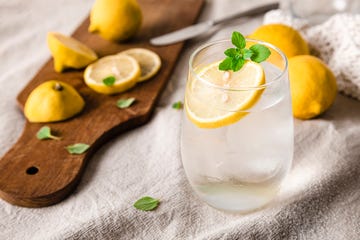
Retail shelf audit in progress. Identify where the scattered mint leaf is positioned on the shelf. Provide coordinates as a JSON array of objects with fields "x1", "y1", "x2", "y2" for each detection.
[
  {"x1": 134, "y1": 196, "x2": 160, "y2": 211},
  {"x1": 66, "y1": 143, "x2": 90, "y2": 154},
  {"x1": 103, "y1": 76, "x2": 116, "y2": 86},
  {"x1": 36, "y1": 126, "x2": 61, "y2": 140},
  {"x1": 219, "y1": 57, "x2": 233, "y2": 71},
  {"x1": 117, "y1": 97, "x2": 136, "y2": 109},
  {"x1": 218, "y1": 31, "x2": 271, "y2": 72},
  {"x1": 172, "y1": 101, "x2": 183, "y2": 110},
  {"x1": 231, "y1": 31, "x2": 246, "y2": 49},
  {"x1": 250, "y1": 44, "x2": 271, "y2": 63}
]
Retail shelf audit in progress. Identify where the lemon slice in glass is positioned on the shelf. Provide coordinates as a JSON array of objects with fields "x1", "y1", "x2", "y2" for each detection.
[
  {"x1": 185, "y1": 61, "x2": 265, "y2": 128},
  {"x1": 47, "y1": 32, "x2": 98, "y2": 72},
  {"x1": 84, "y1": 55, "x2": 140, "y2": 95},
  {"x1": 120, "y1": 48, "x2": 161, "y2": 82}
]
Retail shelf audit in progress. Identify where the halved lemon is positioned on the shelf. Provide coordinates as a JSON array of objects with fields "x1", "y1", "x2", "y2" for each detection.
[
  {"x1": 120, "y1": 48, "x2": 161, "y2": 82},
  {"x1": 24, "y1": 80, "x2": 85, "y2": 123},
  {"x1": 84, "y1": 55, "x2": 140, "y2": 95},
  {"x1": 185, "y1": 61, "x2": 265, "y2": 128},
  {"x1": 47, "y1": 32, "x2": 98, "y2": 72}
]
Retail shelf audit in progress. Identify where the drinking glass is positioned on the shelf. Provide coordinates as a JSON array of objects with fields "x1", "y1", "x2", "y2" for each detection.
[
  {"x1": 282, "y1": 0, "x2": 360, "y2": 24},
  {"x1": 181, "y1": 39, "x2": 293, "y2": 213}
]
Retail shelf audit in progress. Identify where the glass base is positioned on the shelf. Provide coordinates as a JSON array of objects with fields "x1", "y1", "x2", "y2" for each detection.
[{"x1": 193, "y1": 182, "x2": 280, "y2": 213}]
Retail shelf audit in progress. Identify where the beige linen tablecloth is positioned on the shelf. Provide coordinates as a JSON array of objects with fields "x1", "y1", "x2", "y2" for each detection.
[{"x1": 1, "y1": 0, "x2": 360, "y2": 239}]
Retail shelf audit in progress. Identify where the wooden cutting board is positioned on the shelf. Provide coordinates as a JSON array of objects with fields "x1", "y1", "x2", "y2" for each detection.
[{"x1": 0, "y1": 0, "x2": 204, "y2": 207}]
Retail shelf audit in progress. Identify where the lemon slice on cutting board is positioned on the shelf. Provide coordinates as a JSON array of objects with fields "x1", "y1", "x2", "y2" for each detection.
[
  {"x1": 120, "y1": 48, "x2": 161, "y2": 82},
  {"x1": 47, "y1": 32, "x2": 98, "y2": 72},
  {"x1": 185, "y1": 61, "x2": 265, "y2": 128},
  {"x1": 84, "y1": 55, "x2": 141, "y2": 95}
]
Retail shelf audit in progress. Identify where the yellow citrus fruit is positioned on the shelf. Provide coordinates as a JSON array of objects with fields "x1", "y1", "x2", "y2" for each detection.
[
  {"x1": 248, "y1": 24, "x2": 309, "y2": 58},
  {"x1": 47, "y1": 32, "x2": 98, "y2": 72},
  {"x1": 24, "y1": 80, "x2": 85, "y2": 123},
  {"x1": 185, "y1": 61, "x2": 265, "y2": 128},
  {"x1": 289, "y1": 55, "x2": 337, "y2": 119},
  {"x1": 84, "y1": 55, "x2": 140, "y2": 95},
  {"x1": 120, "y1": 48, "x2": 161, "y2": 82},
  {"x1": 89, "y1": 0, "x2": 142, "y2": 42}
]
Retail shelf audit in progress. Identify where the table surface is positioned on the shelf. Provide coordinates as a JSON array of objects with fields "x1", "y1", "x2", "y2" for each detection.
[{"x1": 1, "y1": 0, "x2": 360, "y2": 239}]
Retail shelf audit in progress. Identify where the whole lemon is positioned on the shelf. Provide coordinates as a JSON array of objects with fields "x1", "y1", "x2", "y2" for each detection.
[
  {"x1": 89, "y1": 0, "x2": 142, "y2": 42},
  {"x1": 248, "y1": 24, "x2": 309, "y2": 58},
  {"x1": 24, "y1": 81, "x2": 85, "y2": 123},
  {"x1": 288, "y1": 55, "x2": 337, "y2": 119}
]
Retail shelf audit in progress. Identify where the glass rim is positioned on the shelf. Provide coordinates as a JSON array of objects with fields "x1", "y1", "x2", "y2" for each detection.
[{"x1": 188, "y1": 38, "x2": 288, "y2": 91}]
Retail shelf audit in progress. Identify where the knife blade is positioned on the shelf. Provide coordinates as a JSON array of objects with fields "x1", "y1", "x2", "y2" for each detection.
[{"x1": 150, "y1": 2, "x2": 279, "y2": 46}]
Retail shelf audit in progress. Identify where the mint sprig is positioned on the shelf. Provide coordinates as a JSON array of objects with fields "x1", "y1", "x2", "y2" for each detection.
[{"x1": 219, "y1": 31, "x2": 271, "y2": 72}]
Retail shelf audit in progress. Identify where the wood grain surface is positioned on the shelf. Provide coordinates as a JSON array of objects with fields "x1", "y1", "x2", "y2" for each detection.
[{"x1": 0, "y1": 0, "x2": 204, "y2": 207}]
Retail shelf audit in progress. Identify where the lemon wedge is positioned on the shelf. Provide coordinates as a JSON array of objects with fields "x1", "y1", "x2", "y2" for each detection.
[
  {"x1": 120, "y1": 48, "x2": 161, "y2": 82},
  {"x1": 84, "y1": 55, "x2": 140, "y2": 95},
  {"x1": 185, "y1": 61, "x2": 265, "y2": 128},
  {"x1": 47, "y1": 32, "x2": 98, "y2": 72}
]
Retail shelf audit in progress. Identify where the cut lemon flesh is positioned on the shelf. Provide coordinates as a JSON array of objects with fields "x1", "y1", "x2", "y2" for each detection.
[
  {"x1": 120, "y1": 48, "x2": 161, "y2": 82},
  {"x1": 185, "y1": 61, "x2": 265, "y2": 128},
  {"x1": 47, "y1": 32, "x2": 98, "y2": 72},
  {"x1": 84, "y1": 55, "x2": 140, "y2": 95}
]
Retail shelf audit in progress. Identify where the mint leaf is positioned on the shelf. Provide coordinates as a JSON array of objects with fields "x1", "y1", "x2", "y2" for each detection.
[
  {"x1": 117, "y1": 97, "x2": 136, "y2": 109},
  {"x1": 36, "y1": 126, "x2": 61, "y2": 140},
  {"x1": 103, "y1": 76, "x2": 116, "y2": 86},
  {"x1": 250, "y1": 44, "x2": 271, "y2": 63},
  {"x1": 172, "y1": 101, "x2": 183, "y2": 109},
  {"x1": 66, "y1": 143, "x2": 90, "y2": 154},
  {"x1": 242, "y1": 49, "x2": 253, "y2": 59},
  {"x1": 219, "y1": 57, "x2": 233, "y2": 71},
  {"x1": 232, "y1": 57, "x2": 245, "y2": 72},
  {"x1": 134, "y1": 196, "x2": 159, "y2": 211},
  {"x1": 224, "y1": 48, "x2": 238, "y2": 58},
  {"x1": 231, "y1": 31, "x2": 246, "y2": 49}
]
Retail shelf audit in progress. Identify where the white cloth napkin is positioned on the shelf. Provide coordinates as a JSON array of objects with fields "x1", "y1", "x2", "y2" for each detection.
[{"x1": 264, "y1": 10, "x2": 360, "y2": 100}]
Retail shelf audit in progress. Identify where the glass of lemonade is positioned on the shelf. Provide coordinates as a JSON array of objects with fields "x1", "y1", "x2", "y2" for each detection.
[{"x1": 181, "y1": 38, "x2": 293, "y2": 213}]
